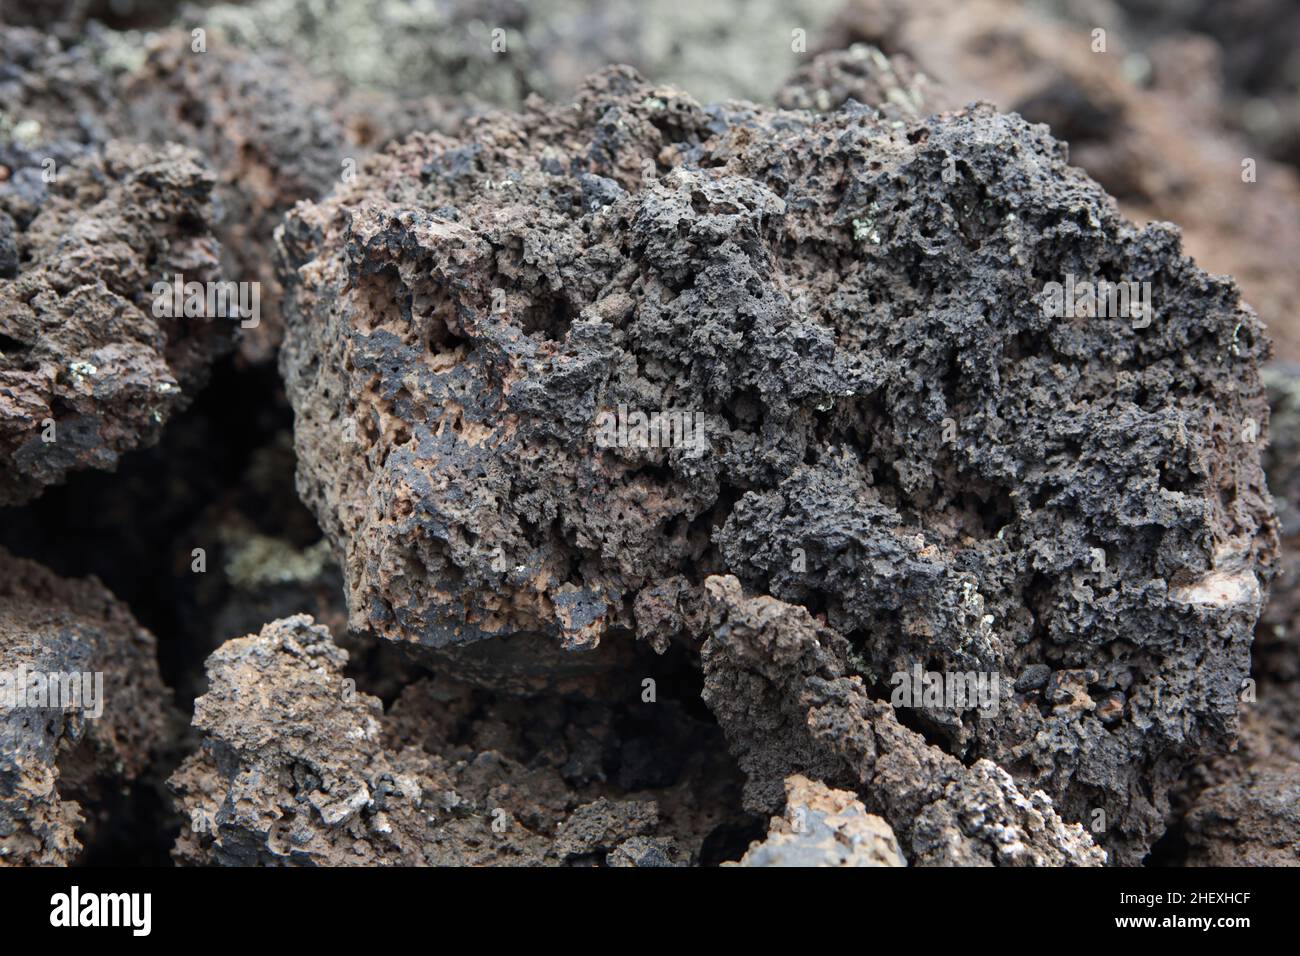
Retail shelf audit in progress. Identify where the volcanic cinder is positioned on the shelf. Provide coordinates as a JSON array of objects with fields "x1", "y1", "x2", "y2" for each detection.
[{"x1": 277, "y1": 65, "x2": 1275, "y2": 864}]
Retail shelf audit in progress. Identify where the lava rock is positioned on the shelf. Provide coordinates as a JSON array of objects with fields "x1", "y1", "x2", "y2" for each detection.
[
  {"x1": 775, "y1": 43, "x2": 937, "y2": 118},
  {"x1": 278, "y1": 66, "x2": 1271, "y2": 865},
  {"x1": 702, "y1": 575, "x2": 1106, "y2": 866},
  {"x1": 1, "y1": 26, "x2": 232, "y2": 503},
  {"x1": 0, "y1": 547, "x2": 176, "y2": 866},
  {"x1": 1180, "y1": 683, "x2": 1300, "y2": 866},
  {"x1": 823, "y1": 0, "x2": 1300, "y2": 362},
  {"x1": 171, "y1": 614, "x2": 745, "y2": 865},
  {"x1": 119, "y1": 28, "x2": 466, "y2": 363},
  {"x1": 0, "y1": 141, "x2": 229, "y2": 504},
  {"x1": 734, "y1": 774, "x2": 906, "y2": 867}
]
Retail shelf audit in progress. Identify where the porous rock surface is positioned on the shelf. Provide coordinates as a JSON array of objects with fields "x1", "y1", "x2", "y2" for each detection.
[
  {"x1": 0, "y1": 26, "x2": 231, "y2": 503},
  {"x1": 0, "y1": 546, "x2": 175, "y2": 866},
  {"x1": 1169, "y1": 366, "x2": 1300, "y2": 866},
  {"x1": 120, "y1": 28, "x2": 467, "y2": 362},
  {"x1": 1255, "y1": 366, "x2": 1300, "y2": 687},
  {"x1": 775, "y1": 43, "x2": 937, "y2": 119},
  {"x1": 733, "y1": 773, "x2": 905, "y2": 866},
  {"x1": 704, "y1": 575, "x2": 1104, "y2": 865},
  {"x1": 823, "y1": 0, "x2": 1300, "y2": 362},
  {"x1": 172, "y1": 614, "x2": 740, "y2": 866},
  {"x1": 279, "y1": 66, "x2": 1273, "y2": 864}
]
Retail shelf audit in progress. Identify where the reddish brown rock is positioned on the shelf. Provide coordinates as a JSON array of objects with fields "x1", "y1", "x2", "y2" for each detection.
[
  {"x1": 0, "y1": 27, "x2": 232, "y2": 503},
  {"x1": 0, "y1": 547, "x2": 176, "y2": 866},
  {"x1": 171, "y1": 615, "x2": 744, "y2": 866}
]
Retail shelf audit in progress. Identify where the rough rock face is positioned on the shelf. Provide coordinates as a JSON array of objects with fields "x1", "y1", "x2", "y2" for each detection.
[
  {"x1": 0, "y1": 27, "x2": 231, "y2": 504},
  {"x1": 119, "y1": 29, "x2": 466, "y2": 363},
  {"x1": 1169, "y1": 365, "x2": 1300, "y2": 866},
  {"x1": 1186, "y1": 764, "x2": 1300, "y2": 866},
  {"x1": 1255, "y1": 366, "x2": 1300, "y2": 687},
  {"x1": 279, "y1": 66, "x2": 1272, "y2": 864},
  {"x1": 171, "y1": 615, "x2": 452, "y2": 866},
  {"x1": 822, "y1": 0, "x2": 1300, "y2": 362},
  {"x1": 0, "y1": 141, "x2": 228, "y2": 504},
  {"x1": 704, "y1": 576, "x2": 1105, "y2": 865},
  {"x1": 775, "y1": 43, "x2": 937, "y2": 119},
  {"x1": 119, "y1": 32, "x2": 356, "y2": 366},
  {"x1": 172, "y1": 614, "x2": 744, "y2": 866},
  {"x1": 0, "y1": 27, "x2": 120, "y2": 173},
  {"x1": 0, "y1": 547, "x2": 175, "y2": 866},
  {"x1": 4, "y1": 23, "x2": 462, "y2": 373},
  {"x1": 733, "y1": 773, "x2": 905, "y2": 866}
]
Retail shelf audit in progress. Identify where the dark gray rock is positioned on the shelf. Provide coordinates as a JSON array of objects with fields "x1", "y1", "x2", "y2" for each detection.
[{"x1": 278, "y1": 66, "x2": 1273, "y2": 864}]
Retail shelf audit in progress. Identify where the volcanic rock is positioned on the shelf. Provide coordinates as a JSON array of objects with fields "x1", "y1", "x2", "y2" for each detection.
[
  {"x1": 734, "y1": 773, "x2": 906, "y2": 866},
  {"x1": 171, "y1": 614, "x2": 745, "y2": 865},
  {"x1": 0, "y1": 27, "x2": 231, "y2": 503},
  {"x1": 0, "y1": 546, "x2": 175, "y2": 865},
  {"x1": 278, "y1": 66, "x2": 1273, "y2": 863}
]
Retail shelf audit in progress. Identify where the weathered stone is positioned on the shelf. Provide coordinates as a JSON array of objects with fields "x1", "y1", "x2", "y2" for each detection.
[
  {"x1": 0, "y1": 27, "x2": 231, "y2": 503},
  {"x1": 120, "y1": 29, "x2": 465, "y2": 363},
  {"x1": 703, "y1": 575, "x2": 1106, "y2": 866},
  {"x1": 171, "y1": 614, "x2": 745, "y2": 865},
  {"x1": 823, "y1": 0, "x2": 1300, "y2": 361},
  {"x1": 1180, "y1": 684, "x2": 1300, "y2": 866},
  {"x1": 734, "y1": 774, "x2": 905, "y2": 866},
  {"x1": 278, "y1": 66, "x2": 1271, "y2": 865},
  {"x1": 776, "y1": 43, "x2": 938, "y2": 118},
  {"x1": 0, "y1": 547, "x2": 176, "y2": 866}
]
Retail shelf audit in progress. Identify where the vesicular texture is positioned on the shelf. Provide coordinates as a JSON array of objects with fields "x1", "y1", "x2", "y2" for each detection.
[{"x1": 274, "y1": 65, "x2": 1272, "y2": 864}]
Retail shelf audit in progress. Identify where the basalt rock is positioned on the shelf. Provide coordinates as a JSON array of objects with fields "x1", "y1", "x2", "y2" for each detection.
[
  {"x1": 0, "y1": 547, "x2": 176, "y2": 866},
  {"x1": 0, "y1": 27, "x2": 231, "y2": 503},
  {"x1": 121, "y1": 28, "x2": 467, "y2": 363},
  {"x1": 0, "y1": 140, "x2": 229, "y2": 504},
  {"x1": 171, "y1": 614, "x2": 744, "y2": 865},
  {"x1": 775, "y1": 43, "x2": 939, "y2": 119},
  {"x1": 1179, "y1": 682, "x2": 1300, "y2": 866},
  {"x1": 0, "y1": 27, "x2": 120, "y2": 176},
  {"x1": 1167, "y1": 366, "x2": 1300, "y2": 866},
  {"x1": 703, "y1": 575, "x2": 1105, "y2": 866},
  {"x1": 822, "y1": 0, "x2": 1300, "y2": 362},
  {"x1": 279, "y1": 66, "x2": 1273, "y2": 864},
  {"x1": 1255, "y1": 365, "x2": 1300, "y2": 688}
]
